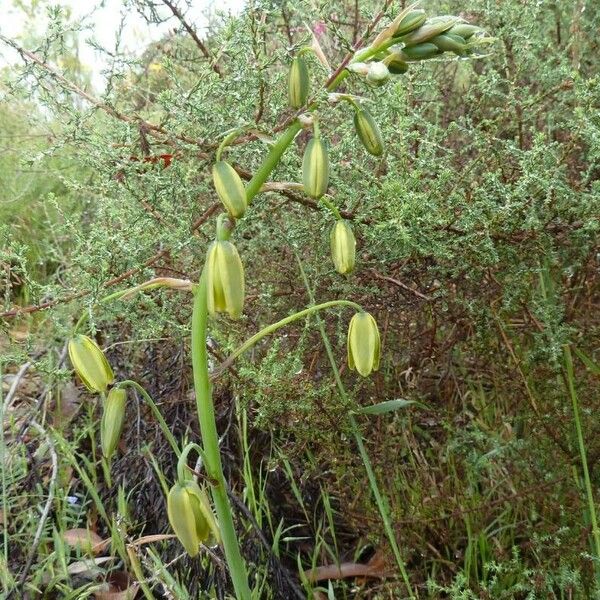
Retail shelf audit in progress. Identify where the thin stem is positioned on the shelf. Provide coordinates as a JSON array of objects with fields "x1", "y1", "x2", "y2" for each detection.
[
  {"x1": 118, "y1": 380, "x2": 181, "y2": 458},
  {"x1": 212, "y1": 300, "x2": 362, "y2": 378},
  {"x1": 245, "y1": 120, "x2": 303, "y2": 204},
  {"x1": 563, "y1": 345, "x2": 600, "y2": 572},
  {"x1": 295, "y1": 253, "x2": 415, "y2": 598},
  {"x1": 191, "y1": 269, "x2": 251, "y2": 600}
]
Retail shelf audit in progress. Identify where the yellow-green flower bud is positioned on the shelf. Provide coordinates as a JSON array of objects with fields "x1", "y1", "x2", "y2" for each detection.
[
  {"x1": 68, "y1": 334, "x2": 114, "y2": 393},
  {"x1": 347, "y1": 312, "x2": 381, "y2": 377},
  {"x1": 353, "y1": 108, "x2": 384, "y2": 157},
  {"x1": 212, "y1": 161, "x2": 247, "y2": 219},
  {"x1": 393, "y1": 9, "x2": 427, "y2": 37},
  {"x1": 302, "y1": 137, "x2": 329, "y2": 199},
  {"x1": 167, "y1": 481, "x2": 211, "y2": 557},
  {"x1": 101, "y1": 387, "x2": 126, "y2": 459},
  {"x1": 330, "y1": 220, "x2": 356, "y2": 275},
  {"x1": 206, "y1": 240, "x2": 245, "y2": 318},
  {"x1": 400, "y1": 17, "x2": 458, "y2": 46},
  {"x1": 288, "y1": 55, "x2": 310, "y2": 109}
]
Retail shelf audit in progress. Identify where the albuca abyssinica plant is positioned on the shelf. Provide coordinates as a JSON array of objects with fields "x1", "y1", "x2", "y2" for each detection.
[{"x1": 63, "y1": 3, "x2": 493, "y2": 598}]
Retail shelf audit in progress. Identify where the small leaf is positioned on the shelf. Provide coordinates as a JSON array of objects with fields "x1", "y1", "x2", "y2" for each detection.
[{"x1": 358, "y1": 399, "x2": 423, "y2": 415}]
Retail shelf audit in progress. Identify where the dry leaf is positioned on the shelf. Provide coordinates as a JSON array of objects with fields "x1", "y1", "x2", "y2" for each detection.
[
  {"x1": 305, "y1": 23, "x2": 331, "y2": 72},
  {"x1": 94, "y1": 571, "x2": 139, "y2": 600},
  {"x1": 63, "y1": 528, "x2": 109, "y2": 555},
  {"x1": 370, "y1": 1, "x2": 422, "y2": 48},
  {"x1": 128, "y1": 533, "x2": 176, "y2": 547},
  {"x1": 67, "y1": 556, "x2": 115, "y2": 578}
]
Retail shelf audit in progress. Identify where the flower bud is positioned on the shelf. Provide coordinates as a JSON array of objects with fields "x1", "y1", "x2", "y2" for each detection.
[
  {"x1": 400, "y1": 17, "x2": 458, "y2": 46},
  {"x1": 212, "y1": 161, "x2": 247, "y2": 219},
  {"x1": 302, "y1": 137, "x2": 329, "y2": 199},
  {"x1": 448, "y1": 23, "x2": 481, "y2": 40},
  {"x1": 393, "y1": 9, "x2": 426, "y2": 37},
  {"x1": 366, "y1": 62, "x2": 390, "y2": 86},
  {"x1": 353, "y1": 107, "x2": 384, "y2": 157},
  {"x1": 68, "y1": 334, "x2": 114, "y2": 393},
  {"x1": 330, "y1": 220, "x2": 356, "y2": 274},
  {"x1": 288, "y1": 55, "x2": 310, "y2": 109},
  {"x1": 101, "y1": 387, "x2": 126, "y2": 459},
  {"x1": 401, "y1": 43, "x2": 442, "y2": 61},
  {"x1": 347, "y1": 312, "x2": 380, "y2": 377},
  {"x1": 167, "y1": 481, "x2": 211, "y2": 557},
  {"x1": 431, "y1": 33, "x2": 467, "y2": 55},
  {"x1": 206, "y1": 240, "x2": 245, "y2": 318}
]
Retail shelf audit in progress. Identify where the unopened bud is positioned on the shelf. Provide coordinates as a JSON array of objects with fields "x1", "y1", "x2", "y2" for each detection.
[
  {"x1": 347, "y1": 312, "x2": 381, "y2": 377},
  {"x1": 366, "y1": 62, "x2": 390, "y2": 86},
  {"x1": 302, "y1": 137, "x2": 330, "y2": 199},
  {"x1": 353, "y1": 107, "x2": 384, "y2": 157},
  {"x1": 101, "y1": 387, "x2": 126, "y2": 459},
  {"x1": 330, "y1": 220, "x2": 356, "y2": 274},
  {"x1": 431, "y1": 33, "x2": 467, "y2": 55},
  {"x1": 205, "y1": 240, "x2": 245, "y2": 318},
  {"x1": 68, "y1": 335, "x2": 114, "y2": 394},
  {"x1": 393, "y1": 9, "x2": 427, "y2": 37},
  {"x1": 212, "y1": 161, "x2": 247, "y2": 219},
  {"x1": 402, "y1": 43, "x2": 442, "y2": 61},
  {"x1": 400, "y1": 17, "x2": 458, "y2": 46},
  {"x1": 288, "y1": 55, "x2": 310, "y2": 109}
]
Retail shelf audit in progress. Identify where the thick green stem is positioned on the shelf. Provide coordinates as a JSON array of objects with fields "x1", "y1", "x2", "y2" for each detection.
[
  {"x1": 213, "y1": 299, "x2": 362, "y2": 378},
  {"x1": 245, "y1": 120, "x2": 303, "y2": 204},
  {"x1": 564, "y1": 345, "x2": 600, "y2": 573},
  {"x1": 296, "y1": 255, "x2": 415, "y2": 598},
  {"x1": 191, "y1": 270, "x2": 251, "y2": 600}
]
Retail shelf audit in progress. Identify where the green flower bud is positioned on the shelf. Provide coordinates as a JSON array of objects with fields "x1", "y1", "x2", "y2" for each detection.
[
  {"x1": 401, "y1": 43, "x2": 442, "y2": 61},
  {"x1": 288, "y1": 55, "x2": 310, "y2": 109},
  {"x1": 431, "y1": 33, "x2": 467, "y2": 55},
  {"x1": 330, "y1": 220, "x2": 356, "y2": 274},
  {"x1": 347, "y1": 312, "x2": 380, "y2": 377},
  {"x1": 366, "y1": 62, "x2": 390, "y2": 86},
  {"x1": 353, "y1": 107, "x2": 384, "y2": 157},
  {"x1": 206, "y1": 240, "x2": 245, "y2": 318},
  {"x1": 393, "y1": 9, "x2": 427, "y2": 37},
  {"x1": 383, "y1": 52, "x2": 409, "y2": 74},
  {"x1": 212, "y1": 161, "x2": 247, "y2": 219},
  {"x1": 400, "y1": 17, "x2": 458, "y2": 46},
  {"x1": 448, "y1": 23, "x2": 481, "y2": 40},
  {"x1": 167, "y1": 481, "x2": 212, "y2": 557},
  {"x1": 302, "y1": 137, "x2": 329, "y2": 199},
  {"x1": 68, "y1": 334, "x2": 114, "y2": 393},
  {"x1": 101, "y1": 387, "x2": 126, "y2": 459}
]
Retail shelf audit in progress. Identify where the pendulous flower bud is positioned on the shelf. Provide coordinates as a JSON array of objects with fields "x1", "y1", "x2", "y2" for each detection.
[
  {"x1": 205, "y1": 240, "x2": 245, "y2": 318},
  {"x1": 288, "y1": 55, "x2": 310, "y2": 109},
  {"x1": 330, "y1": 220, "x2": 356, "y2": 274},
  {"x1": 347, "y1": 312, "x2": 381, "y2": 377},
  {"x1": 302, "y1": 137, "x2": 330, "y2": 199},
  {"x1": 212, "y1": 161, "x2": 247, "y2": 219},
  {"x1": 101, "y1": 386, "x2": 126, "y2": 459},
  {"x1": 167, "y1": 481, "x2": 214, "y2": 557},
  {"x1": 68, "y1": 334, "x2": 114, "y2": 393},
  {"x1": 366, "y1": 62, "x2": 390, "y2": 86},
  {"x1": 353, "y1": 107, "x2": 384, "y2": 157},
  {"x1": 393, "y1": 9, "x2": 427, "y2": 38}
]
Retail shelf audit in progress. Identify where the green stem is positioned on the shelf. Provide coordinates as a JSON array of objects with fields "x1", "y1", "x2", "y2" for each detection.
[
  {"x1": 191, "y1": 269, "x2": 251, "y2": 600},
  {"x1": 296, "y1": 254, "x2": 415, "y2": 598},
  {"x1": 245, "y1": 120, "x2": 303, "y2": 204},
  {"x1": 213, "y1": 300, "x2": 362, "y2": 378},
  {"x1": 118, "y1": 380, "x2": 181, "y2": 459},
  {"x1": 564, "y1": 345, "x2": 600, "y2": 572}
]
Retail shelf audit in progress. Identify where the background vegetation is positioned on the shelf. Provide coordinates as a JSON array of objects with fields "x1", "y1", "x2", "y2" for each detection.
[{"x1": 1, "y1": 0, "x2": 599, "y2": 597}]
